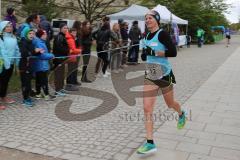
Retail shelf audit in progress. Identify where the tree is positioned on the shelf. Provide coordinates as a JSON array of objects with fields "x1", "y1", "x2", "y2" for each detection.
[
  {"x1": 3, "y1": 0, "x2": 61, "y2": 20},
  {"x1": 60, "y1": 0, "x2": 117, "y2": 22},
  {"x1": 22, "y1": 0, "x2": 61, "y2": 20}
]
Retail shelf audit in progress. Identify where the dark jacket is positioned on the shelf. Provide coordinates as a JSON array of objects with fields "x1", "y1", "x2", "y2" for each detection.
[
  {"x1": 93, "y1": 28, "x2": 116, "y2": 46},
  {"x1": 120, "y1": 28, "x2": 129, "y2": 41},
  {"x1": 129, "y1": 25, "x2": 142, "y2": 43},
  {"x1": 19, "y1": 38, "x2": 35, "y2": 72},
  {"x1": 81, "y1": 33, "x2": 92, "y2": 54},
  {"x1": 53, "y1": 32, "x2": 69, "y2": 64}
]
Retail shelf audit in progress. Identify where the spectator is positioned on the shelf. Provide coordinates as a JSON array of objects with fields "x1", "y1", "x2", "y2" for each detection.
[
  {"x1": 0, "y1": 21, "x2": 20, "y2": 106},
  {"x1": 19, "y1": 28, "x2": 38, "y2": 107},
  {"x1": 65, "y1": 28, "x2": 82, "y2": 91},
  {"x1": 93, "y1": 21, "x2": 117, "y2": 78},
  {"x1": 72, "y1": 20, "x2": 82, "y2": 48},
  {"x1": 110, "y1": 23, "x2": 122, "y2": 73},
  {"x1": 39, "y1": 15, "x2": 53, "y2": 50},
  {"x1": 4, "y1": 7, "x2": 17, "y2": 33},
  {"x1": 128, "y1": 21, "x2": 142, "y2": 64},
  {"x1": 52, "y1": 23, "x2": 69, "y2": 96},
  {"x1": 71, "y1": 20, "x2": 82, "y2": 85},
  {"x1": 186, "y1": 34, "x2": 191, "y2": 48},
  {"x1": 120, "y1": 21, "x2": 129, "y2": 67},
  {"x1": 18, "y1": 14, "x2": 41, "y2": 38},
  {"x1": 81, "y1": 20, "x2": 93, "y2": 82},
  {"x1": 32, "y1": 29, "x2": 55, "y2": 101}
]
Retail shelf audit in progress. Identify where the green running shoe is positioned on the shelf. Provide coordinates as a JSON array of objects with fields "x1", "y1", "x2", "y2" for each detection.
[
  {"x1": 137, "y1": 142, "x2": 157, "y2": 154},
  {"x1": 177, "y1": 111, "x2": 186, "y2": 129}
]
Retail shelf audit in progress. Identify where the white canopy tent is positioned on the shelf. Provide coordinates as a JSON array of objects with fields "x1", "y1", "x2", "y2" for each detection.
[
  {"x1": 153, "y1": 4, "x2": 188, "y2": 46},
  {"x1": 108, "y1": 4, "x2": 150, "y2": 33},
  {"x1": 108, "y1": 4, "x2": 188, "y2": 46},
  {"x1": 152, "y1": 4, "x2": 188, "y2": 25}
]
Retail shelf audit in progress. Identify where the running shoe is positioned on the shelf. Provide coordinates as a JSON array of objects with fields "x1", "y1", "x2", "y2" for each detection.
[
  {"x1": 60, "y1": 89, "x2": 68, "y2": 94},
  {"x1": 137, "y1": 142, "x2": 157, "y2": 154},
  {"x1": 35, "y1": 94, "x2": 44, "y2": 99},
  {"x1": 22, "y1": 98, "x2": 34, "y2": 107},
  {"x1": 0, "y1": 105, "x2": 6, "y2": 110},
  {"x1": 44, "y1": 95, "x2": 56, "y2": 101},
  {"x1": 177, "y1": 111, "x2": 186, "y2": 129},
  {"x1": 55, "y1": 91, "x2": 66, "y2": 97}
]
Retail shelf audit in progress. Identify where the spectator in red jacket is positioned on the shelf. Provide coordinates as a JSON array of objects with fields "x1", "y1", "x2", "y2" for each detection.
[{"x1": 65, "y1": 28, "x2": 82, "y2": 91}]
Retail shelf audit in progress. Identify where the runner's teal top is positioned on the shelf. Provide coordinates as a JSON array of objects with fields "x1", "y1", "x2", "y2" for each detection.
[{"x1": 143, "y1": 29, "x2": 172, "y2": 77}]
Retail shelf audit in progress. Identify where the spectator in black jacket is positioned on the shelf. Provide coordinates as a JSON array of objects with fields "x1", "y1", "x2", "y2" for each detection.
[
  {"x1": 128, "y1": 21, "x2": 142, "y2": 64},
  {"x1": 19, "y1": 28, "x2": 42, "y2": 107},
  {"x1": 52, "y1": 23, "x2": 69, "y2": 96},
  {"x1": 80, "y1": 20, "x2": 92, "y2": 82},
  {"x1": 93, "y1": 21, "x2": 117, "y2": 78}
]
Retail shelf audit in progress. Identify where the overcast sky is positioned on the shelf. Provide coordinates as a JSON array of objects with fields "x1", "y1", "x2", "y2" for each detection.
[{"x1": 224, "y1": 0, "x2": 240, "y2": 23}]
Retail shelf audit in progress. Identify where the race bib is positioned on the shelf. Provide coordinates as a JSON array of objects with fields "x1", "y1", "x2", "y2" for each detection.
[
  {"x1": 145, "y1": 63, "x2": 164, "y2": 80},
  {"x1": 145, "y1": 56, "x2": 171, "y2": 80}
]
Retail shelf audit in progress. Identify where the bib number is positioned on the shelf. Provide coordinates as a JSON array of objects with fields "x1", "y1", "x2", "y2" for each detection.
[{"x1": 145, "y1": 63, "x2": 164, "y2": 80}]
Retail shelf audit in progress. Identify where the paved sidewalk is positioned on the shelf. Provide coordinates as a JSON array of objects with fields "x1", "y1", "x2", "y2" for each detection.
[
  {"x1": 0, "y1": 36, "x2": 239, "y2": 160},
  {"x1": 128, "y1": 46, "x2": 240, "y2": 160}
]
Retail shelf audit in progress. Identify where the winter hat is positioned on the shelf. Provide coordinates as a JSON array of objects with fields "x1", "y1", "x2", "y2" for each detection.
[
  {"x1": 24, "y1": 28, "x2": 34, "y2": 40},
  {"x1": 7, "y1": 7, "x2": 14, "y2": 15},
  {"x1": 36, "y1": 29, "x2": 46, "y2": 38},
  {"x1": 118, "y1": 18, "x2": 124, "y2": 24},
  {"x1": 133, "y1": 21, "x2": 138, "y2": 25},
  {"x1": 0, "y1": 21, "x2": 11, "y2": 33},
  {"x1": 145, "y1": 10, "x2": 161, "y2": 26}
]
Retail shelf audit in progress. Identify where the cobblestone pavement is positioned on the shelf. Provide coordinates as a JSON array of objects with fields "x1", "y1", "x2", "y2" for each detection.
[{"x1": 0, "y1": 36, "x2": 239, "y2": 160}]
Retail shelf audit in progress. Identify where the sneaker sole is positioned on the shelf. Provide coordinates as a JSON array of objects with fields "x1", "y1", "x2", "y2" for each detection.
[
  {"x1": 22, "y1": 104, "x2": 34, "y2": 107},
  {"x1": 177, "y1": 119, "x2": 186, "y2": 129},
  {"x1": 44, "y1": 98, "x2": 56, "y2": 101},
  {"x1": 137, "y1": 148, "x2": 157, "y2": 154},
  {"x1": 55, "y1": 95, "x2": 66, "y2": 97}
]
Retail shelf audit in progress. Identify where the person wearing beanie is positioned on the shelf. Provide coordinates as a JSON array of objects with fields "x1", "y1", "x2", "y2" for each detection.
[
  {"x1": 137, "y1": 10, "x2": 186, "y2": 154},
  {"x1": 32, "y1": 29, "x2": 55, "y2": 101},
  {"x1": 19, "y1": 29, "x2": 40, "y2": 106},
  {"x1": 4, "y1": 7, "x2": 17, "y2": 33},
  {"x1": 52, "y1": 23, "x2": 69, "y2": 96},
  {"x1": 0, "y1": 21, "x2": 20, "y2": 108}
]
